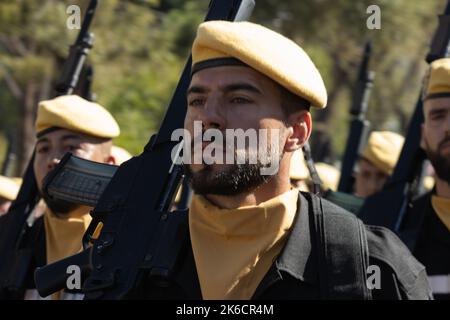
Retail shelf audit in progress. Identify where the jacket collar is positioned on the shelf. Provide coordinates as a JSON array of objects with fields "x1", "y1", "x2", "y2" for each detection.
[
  {"x1": 176, "y1": 191, "x2": 317, "y2": 299},
  {"x1": 252, "y1": 191, "x2": 317, "y2": 298}
]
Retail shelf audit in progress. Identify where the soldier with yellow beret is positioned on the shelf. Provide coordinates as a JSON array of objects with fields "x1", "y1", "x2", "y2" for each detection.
[
  {"x1": 134, "y1": 21, "x2": 430, "y2": 300},
  {"x1": 354, "y1": 131, "x2": 405, "y2": 198},
  {"x1": 21, "y1": 94, "x2": 120, "y2": 300},
  {"x1": 0, "y1": 176, "x2": 21, "y2": 216},
  {"x1": 401, "y1": 58, "x2": 450, "y2": 299}
]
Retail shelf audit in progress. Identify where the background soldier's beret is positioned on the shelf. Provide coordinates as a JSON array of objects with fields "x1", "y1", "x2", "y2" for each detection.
[
  {"x1": 290, "y1": 149, "x2": 309, "y2": 180},
  {"x1": 35, "y1": 95, "x2": 120, "y2": 138},
  {"x1": 0, "y1": 175, "x2": 22, "y2": 201},
  {"x1": 424, "y1": 58, "x2": 450, "y2": 100},
  {"x1": 314, "y1": 163, "x2": 340, "y2": 192},
  {"x1": 191, "y1": 21, "x2": 328, "y2": 109},
  {"x1": 360, "y1": 131, "x2": 404, "y2": 176}
]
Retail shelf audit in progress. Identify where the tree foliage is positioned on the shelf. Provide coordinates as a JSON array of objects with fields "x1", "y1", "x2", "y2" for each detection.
[{"x1": 0, "y1": 0, "x2": 445, "y2": 172}]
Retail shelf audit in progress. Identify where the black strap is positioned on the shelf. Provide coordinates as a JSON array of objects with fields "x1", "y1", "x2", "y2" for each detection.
[
  {"x1": 302, "y1": 143, "x2": 322, "y2": 195},
  {"x1": 304, "y1": 192, "x2": 372, "y2": 300}
]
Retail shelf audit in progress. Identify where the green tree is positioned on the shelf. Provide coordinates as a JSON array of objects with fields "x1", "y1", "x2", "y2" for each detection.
[
  {"x1": 0, "y1": 0, "x2": 446, "y2": 172},
  {"x1": 0, "y1": 0, "x2": 207, "y2": 173},
  {"x1": 254, "y1": 0, "x2": 443, "y2": 162}
]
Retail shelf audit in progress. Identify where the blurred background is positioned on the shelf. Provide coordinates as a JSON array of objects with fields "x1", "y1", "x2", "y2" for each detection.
[{"x1": 0, "y1": 0, "x2": 445, "y2": 175}]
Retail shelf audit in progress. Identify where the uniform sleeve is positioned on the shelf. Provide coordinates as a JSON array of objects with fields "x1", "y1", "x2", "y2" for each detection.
[
  {"x1": 370, "y1": 257, "x2": 433, "y2": 300},
  {"x1": 366, "y1": 225, "x2": 433, "y2": 300},
  {"x1": 400, "y1": 268, "x2": 433, "y2": 300}
]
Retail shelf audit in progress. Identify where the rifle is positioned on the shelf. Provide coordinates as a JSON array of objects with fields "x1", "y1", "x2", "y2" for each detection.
[
  {"x1": 358, "y1": 1, "x2": 450, "y2": 249},
  {"x1": 337, "y1": 42, "x2": 374, "y2": 193},
  {"x1": 0, "y1": 0, "x2": 98, "y2": 299},
  {"x1": 78, "y1": 64, "x2": 96, "y2": 102},
  {"x1": 55, "y1": 1, "x2": 97, "y2": 96},
  {"x1": 34, "y1": 0, "x2": 256, "y2": 300}
]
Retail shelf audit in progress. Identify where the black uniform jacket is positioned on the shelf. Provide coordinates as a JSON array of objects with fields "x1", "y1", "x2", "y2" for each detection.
[
  {"x1": 401, "y1": 191, "x2": 450, "y2": 300},
  {"x1": 132, "y1": 192, "x2": 432, "y2": 300}
]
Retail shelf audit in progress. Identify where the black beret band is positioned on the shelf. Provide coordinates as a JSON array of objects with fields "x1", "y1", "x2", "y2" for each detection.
[
  {"x1": 424, "y1": 92, "x2": 450, "y2": 101},
  {"x1": 191, "y1": 57, "x2": 248, "y2": 76},
  {"x1": 36, "y1": 126, "x2": 63, "y2": 139}
]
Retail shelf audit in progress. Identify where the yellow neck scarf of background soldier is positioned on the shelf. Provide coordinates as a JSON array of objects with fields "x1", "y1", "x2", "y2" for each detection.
[
  {"x1": 44, "y1": 207, "x2": 92, "y2": 265},
  {"x1": 431, "y1": 195, "x2": 450, "y2": 232},
  {"x1": 189, "y1": 188, "x2": 298, "y2": 300}
]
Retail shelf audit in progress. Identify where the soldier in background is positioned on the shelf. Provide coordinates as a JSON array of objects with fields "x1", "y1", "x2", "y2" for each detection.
[
  {"x1": 354, "y1": 131, "x2": 404, "y2": 197},
  {"x1": 0, "y1": 176, "x2": 21, "y2": 216},
  {"x1": 23, "y1": 95, "x2": 120, "y2": 300},
  {"x1": 403, "y1": 58, "x2": 450, "y2": 299},
  {"x1": 289, "y1": 148, "x2": 340, "y2": 194}
]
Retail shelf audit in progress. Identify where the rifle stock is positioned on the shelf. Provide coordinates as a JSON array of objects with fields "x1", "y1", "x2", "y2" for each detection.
[{"x1": 34, "y1": 248, "x2": 91, "y2": 298}]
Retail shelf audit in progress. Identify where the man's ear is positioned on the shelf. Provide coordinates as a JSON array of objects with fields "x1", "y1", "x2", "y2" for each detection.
[
  {"x1": 420, "y1": 123, "x2": 426, "y2": 150},
  {"x1": 284, "y1": 110, "x2": 312, "y2": 152}
]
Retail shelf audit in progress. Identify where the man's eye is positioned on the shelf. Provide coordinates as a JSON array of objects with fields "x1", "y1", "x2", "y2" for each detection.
[
  {"x1": 361, "y1": 171, "x2": 371, "y2": 179},
  {"x1": 430, "y1": 113, "x2": 445, "y2": 121},
  {"x1": 65, "y1": 145, "x2": 81, "y2": 152},
  {"x1": 231, "y1": 97, "x2": 251, "y2": 104},
  {"x1": 37, "y1": 146, "x2": 49, "y2": 154},
  {"x1": 188, "y1": 98, "x2": 204, "y2": 107}
]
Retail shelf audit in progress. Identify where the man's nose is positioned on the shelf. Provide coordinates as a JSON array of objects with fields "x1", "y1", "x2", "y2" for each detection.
[
  {"x1": 198, "y1": 98, "x2": 225, "y2": 131},
  {"x1": 47, "y1": 156, "x2": 61, "y2": 172}
]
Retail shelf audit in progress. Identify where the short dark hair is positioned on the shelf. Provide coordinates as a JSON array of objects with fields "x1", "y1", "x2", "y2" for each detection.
[{"x1": 278, "y1": 84, "x2": 311, "y2": 118}]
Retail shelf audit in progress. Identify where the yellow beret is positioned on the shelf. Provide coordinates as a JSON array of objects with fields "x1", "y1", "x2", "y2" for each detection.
[
  {"x1": 192, "y1": 21, "x2": 327, "y2": 108},
  {"x1": 36, "y1": 95, "x2": 120, "y2": 138},
  {"x1": 424, "y1": 58, "x2": 450, "y2": 99},
  {"x1": 0, "y1": 175, "x2": 22, "y2": 201},
  {"x1": 361, "y1": 131, "x2": 404, "y2": 176},
  {"x1": 111, "y1": 145, "x2": 132, "y2": 165},
  {"x1": 423, "y1": 175, "x2": 435, "y2": 191},
  {"x1": 290, "y1": 149, "x2": 309, "y2": 180},
  {"x1": 314, "y1": 163, "x2": 340, "y2": 192}
]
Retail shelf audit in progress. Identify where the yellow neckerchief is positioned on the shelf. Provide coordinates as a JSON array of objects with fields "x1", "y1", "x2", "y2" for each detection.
[
  {"x1": 43, "y1": 207, "x2": 92, "y2": 299},
  {"x1": 431, "y1": 195, "x2": 450, "y2": 232},
  {"x1": 44, "y1": 207, "x2": 92, "y2": 264},
  {"x1": 189, "y1": 188, "x2": 298, "y2": 300}
]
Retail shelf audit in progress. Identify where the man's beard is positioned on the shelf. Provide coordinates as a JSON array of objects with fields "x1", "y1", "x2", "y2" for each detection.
[
  {"x1": 184, "y1": 162, "x2": 274, "y2": 196},
  {"x1": 42, "y1": 192, "x2": 79, "y2": 215},
  {"x1": 183, "y1": 127, "x2": 285, "y2": 196},
  {"x1": 424, "y1": 136, "x2": 450, "y2": 184}
]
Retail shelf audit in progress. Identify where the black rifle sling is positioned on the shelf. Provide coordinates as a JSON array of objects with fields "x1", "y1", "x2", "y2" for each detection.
[
  {"x1": 303, "y1": 192, "x2": 371, "y2": 299},
  {"x1": 397, "y1": 192, "x2": 431, "y2": 252}
]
